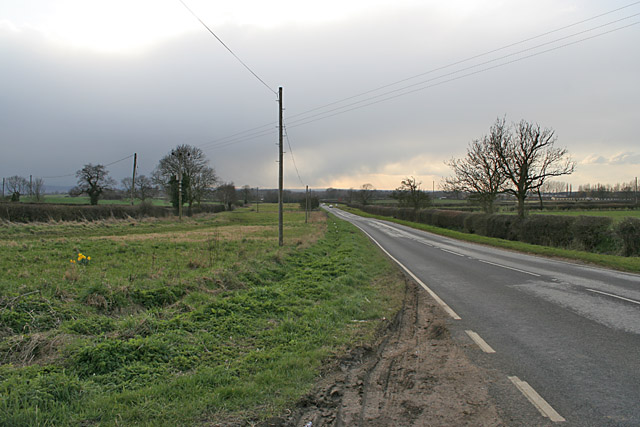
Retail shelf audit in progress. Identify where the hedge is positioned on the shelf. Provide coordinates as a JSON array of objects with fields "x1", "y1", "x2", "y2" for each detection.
[
  {"x1": 348, "y1": 203, "x2": 637, "y2": 256},
  {"x1": 0, "y1": 202, "x2": 225, "y2": 223}
]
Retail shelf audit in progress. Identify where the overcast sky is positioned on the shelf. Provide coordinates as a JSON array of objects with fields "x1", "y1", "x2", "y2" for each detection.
[{"x1": 1, "y1": 0, "x2": 639, "y2": 191}]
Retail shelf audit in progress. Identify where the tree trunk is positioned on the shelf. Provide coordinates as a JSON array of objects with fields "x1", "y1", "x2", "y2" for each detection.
[
  {"x1": 537, "y1": 189, "x2": 544, "y2": 210},
  {"x1": 517, "y1": 194, "x2": 526, "y2": 218}
]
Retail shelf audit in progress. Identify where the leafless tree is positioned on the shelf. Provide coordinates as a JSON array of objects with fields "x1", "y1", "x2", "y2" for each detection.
[
  {"x1": 121, "y1": 177, "x2": 134, "y2": 195},
  {"x1": 72, "y1": 164, "x2": 116, "y2": 205},
  {"x1": 359, "y1": 183, "x2": 375, "y2": 205},
  {"x1": 32, "y1": 177, "x2": 45, "y2": 202},
  {"x1": 136, "y1": 175, "x2": 156, "y2": 202},
  {"x1": 444, "y1": 119, "x2": 508, "y2": 213},
  {"x1": 217, "y1": 182, "x2": 237, "y2": 210},
  {"x1": 392, "y1": 176, "x2": 430, "y2": 210},
  {"x1": 240, "y1": 185, "x2": 252, "y2": 205},
  {"x1": 6, "y1": 175, "x2": 29, "y2": 201},
  {"x1": 490, "y1": 119, "x2": 575, "y2": 218}
]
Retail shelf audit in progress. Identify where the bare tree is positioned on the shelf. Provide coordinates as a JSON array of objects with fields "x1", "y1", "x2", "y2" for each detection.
[
  {"x1": 359, "y1": 183, "x2": 375, "y2": 205},
  {"x1": 241, "y1": 185, "x2": 251, "y2": 205},
  {"x1": 490, "y1": 119, "x2": 575, "y2": 218},
  {"x1": 72, "y1": 164, "x2": 116, "y2": 205},
  {"x1": 217, "y1": 182, "x2": 237, "y2": 210},
  {"x1": 444, "y1": 119, "x2": 508, "y2": 213},
  {"x1": 32, "y1": 177, "x2": 45, "y2": 202},
  {"x1": 191, "y1": 167, "x2": 218, "y2": 207},
  {"x1": 136, "y1": 175, "x2": 156, "y2": 202},
  {"x1": 392, "y1": 176, "x2": 430, "y2": 210},
  {"x1": 121, "y1": 177, "x2": 134, "y2": 196},
  {"x1": 6, "y1": 175, "x2": 29, "y2": 201}
]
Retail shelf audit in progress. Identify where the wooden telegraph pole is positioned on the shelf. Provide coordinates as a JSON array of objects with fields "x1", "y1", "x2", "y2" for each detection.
[
  {"x1": 305, "y1": 185, "x2": 309, "y2": 223},
  {"x1": 131, "y1": 153, "x2": 137, "y2": 206},
  {"x1": 172, "y1": 150, "x2": 184, "y2": 221},
  {"x1": 278, "y1": 87, "x2": 284, "y2": 246}
]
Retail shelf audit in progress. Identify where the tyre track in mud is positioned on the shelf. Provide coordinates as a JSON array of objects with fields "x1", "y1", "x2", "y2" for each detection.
[{"x1": 266, "y1": 280, "x2": 504, "y2": 426}]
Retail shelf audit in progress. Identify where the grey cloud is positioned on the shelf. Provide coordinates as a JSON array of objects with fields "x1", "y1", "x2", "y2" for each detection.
[{"x1": 2, "y1": 2, "x2": 640, "y2": 189}]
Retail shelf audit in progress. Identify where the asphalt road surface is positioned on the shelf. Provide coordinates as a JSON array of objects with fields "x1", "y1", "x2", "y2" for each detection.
[{"x1": 327, "y1": 206, "x2": 640, "y2": 426}]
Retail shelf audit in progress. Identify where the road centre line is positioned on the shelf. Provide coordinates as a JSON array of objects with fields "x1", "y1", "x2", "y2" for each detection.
[
  {"x1": 440, "y1": 248, "x2": 466, "y2": 257},
  {"x1": 586, "y1": 289, "x2": 640, "y2": 306},
  {"x1": 477, "y1": 259, "x2": 541, "y2": 277},
  {"x1": 348, "y1": 221, "x2": 462, "y2": 320},
  {"x1": 508, "y1": 376, "x2": 566, "y2": 422},
  {"x1": 465, "y1": 330, "x2": 496, "y2": 353}
]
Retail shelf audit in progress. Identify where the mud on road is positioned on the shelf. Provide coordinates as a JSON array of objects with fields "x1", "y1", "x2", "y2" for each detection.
[{"x1": 270, "y1": 280, "x2": 504, "y2": 427}]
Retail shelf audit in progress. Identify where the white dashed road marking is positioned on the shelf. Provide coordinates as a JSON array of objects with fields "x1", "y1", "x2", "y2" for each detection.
[
  {"x1": 509, "y1": 376, "x2": 566, "y2": 422},
  {"x1": 478, "y1": 259, "x2": 541, "y2": 277},
  {"x1": 586, "y1": 289, "x2": 640, "y2": 305},
  {"x1": 465, "y1": 330, "x2": 496, "y2": 353}
]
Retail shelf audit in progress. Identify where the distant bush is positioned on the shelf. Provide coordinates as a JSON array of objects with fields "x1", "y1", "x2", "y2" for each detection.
[
  {"x1": 616, "y1": 217, "x2": 640, "y2": 256},
  {"x1": 190, "y1": 203, "x2": 226, "y2": 215}
]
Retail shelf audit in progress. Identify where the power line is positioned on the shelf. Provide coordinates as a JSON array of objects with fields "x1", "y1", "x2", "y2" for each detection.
[
  {"x1": 197, "y1": 120, "x2": 276, "y2": 149},
  {"x1": 42, "y1": 154, "x2": 135, "y2": 179},
  {"x1": 285, "y1": 13, "x2": 640, "y2": 127},
  {"x1": 198, "y1": 6, "x2": 640, "y2": 151},
  {"x1": 282, "y1": 119, "x2": 305, "y2": 187},
  {"x1": 287, "y1": 20, "x2": 640, "y2": 130},
  {"x1": 178, "y1": 0, "x2": 277, "y2": 95},
  {"x1": 286, "y1": 0, "x2": 640, "y2": 121}
]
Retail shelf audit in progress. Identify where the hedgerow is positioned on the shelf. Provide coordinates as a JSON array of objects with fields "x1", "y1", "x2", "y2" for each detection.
[{"x1": 349, "y1": 203, "x2": 637, "y2": 256}]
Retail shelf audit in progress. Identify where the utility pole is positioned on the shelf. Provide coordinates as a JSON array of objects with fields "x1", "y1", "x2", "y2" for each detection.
[
  {"x1": 2, "y1": 177, "x2": 4, "y2": 199},
  {"x1": 256, "y1": 187, "x2": 259, "y2": 213},
  {"x1": 131, "y1": 153, "x2": 137, "y2": 206},
  {"x1": 29, "y1": 175, "x2": 33, "y2": 198},
  {"x1": 172, "y1": 149, "x2": 185, "y2": 220},
  {"x1": 635, "y1": 177, "x2": 638, "y2": 205},
  {"x1": 304, "y1": 185, "x2": 309, "y2": 224},
  {"x1": 278, "y1": 87, "x2": 284, "y2": 247}
]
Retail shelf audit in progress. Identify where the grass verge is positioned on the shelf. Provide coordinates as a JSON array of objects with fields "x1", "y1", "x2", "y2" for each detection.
[
  {"x1": 0, "y1": 205, "x2": 404, "y2": 426},
  {"x1": 340, "y1": 205, "x2": 640, "y2": 273}
]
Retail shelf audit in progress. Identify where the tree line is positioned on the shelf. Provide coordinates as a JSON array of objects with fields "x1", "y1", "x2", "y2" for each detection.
[{"x1": 1, "y1": 145, "x2": 240, "y2": 212}]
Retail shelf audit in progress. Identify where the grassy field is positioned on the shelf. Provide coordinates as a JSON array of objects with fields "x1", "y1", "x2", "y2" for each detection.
[
  {"x1": 341, "y1": 205, "x2": 640, "y2": 273},
  {"x1": 0, "y1": 204, "x2": 404, "y2": 426}
]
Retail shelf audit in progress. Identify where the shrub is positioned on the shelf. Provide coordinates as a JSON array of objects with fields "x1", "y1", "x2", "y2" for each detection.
[
  {"x1": 571, "y1": 216, "x2": 614, "y2": 252},
  {"x1": 463, "y1": 213, "x2": 491, "y2": 235},
  {"x1": 485, "y1": 215, "x2": 522, "y2": 241},
  {"x1": 616, "y1": 217, "x2": 640, "y2": 256},
  {"x1": 520, "y1": 215, "x2": 576, "y2": 248}
]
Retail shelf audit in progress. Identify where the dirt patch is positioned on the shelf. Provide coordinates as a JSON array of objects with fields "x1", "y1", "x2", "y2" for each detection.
[{"x1": 268, "y1": 280, "x2": 504, "y2": 426}]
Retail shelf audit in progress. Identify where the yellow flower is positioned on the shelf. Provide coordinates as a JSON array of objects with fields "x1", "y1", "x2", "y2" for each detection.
[{"x1": 87, "y1": 256, "x2": 91, "y2": 261}]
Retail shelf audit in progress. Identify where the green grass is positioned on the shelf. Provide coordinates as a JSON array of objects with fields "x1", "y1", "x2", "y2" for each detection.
[
  {"x1": 340, "y1": 205, "x2": 640, "y2": 273},
  {"x1": 0, "y1": 204, "x2": 404, "y2": 426}
]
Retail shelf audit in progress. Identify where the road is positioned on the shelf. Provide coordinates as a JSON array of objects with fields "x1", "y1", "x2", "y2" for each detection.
[{"x1": 327, "y1": 207, "x2": 640, "y2": 426}]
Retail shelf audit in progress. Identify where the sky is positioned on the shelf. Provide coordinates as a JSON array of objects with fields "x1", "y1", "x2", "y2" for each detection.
[{"x1": 1, "y1": 0, "x2": 639, "y2": 191}]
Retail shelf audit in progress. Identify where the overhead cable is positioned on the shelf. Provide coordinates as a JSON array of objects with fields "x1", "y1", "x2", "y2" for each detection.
[{"x1": 178, "y1": 0, "x2": 277, "y2": 95}]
